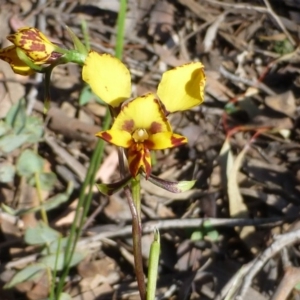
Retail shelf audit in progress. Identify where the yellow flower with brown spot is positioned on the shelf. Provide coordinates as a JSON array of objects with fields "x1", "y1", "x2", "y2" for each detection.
[
  {"x1": 0, "y1": 27, "x2": 62, "y2": 75},
  {"x1": 82, "y1": 51, "x2": 206, "y2": 177}
]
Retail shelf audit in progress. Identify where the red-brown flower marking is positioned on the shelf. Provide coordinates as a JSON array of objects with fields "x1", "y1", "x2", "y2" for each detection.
[
  {"x1": 171, "y1": 135, "x2": 187, "y2": 146},
  {"x1": 122, "y1": 119, "x2": 135, "y2": 132},
  {"x1": 100, "y1": 131, "x2": 112, "y2": 142},
  {"x1": 149, "y1": 121, "x2": 162, "y2": 134},
  {"x1": 127, "y1": 143, "x2": 151, "y2": 178}
]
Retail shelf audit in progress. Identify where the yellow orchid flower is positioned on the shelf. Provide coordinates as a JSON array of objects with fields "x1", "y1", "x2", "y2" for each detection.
[
  {"x1": 82, "y1": 51, "x2": 206, "y2": 177},
  {"x1": 96, "y1": 93, "x2": 187, "y2": 177},
  {"x1": 0, "y1": 27, "x2": 62, "y2": 75}
]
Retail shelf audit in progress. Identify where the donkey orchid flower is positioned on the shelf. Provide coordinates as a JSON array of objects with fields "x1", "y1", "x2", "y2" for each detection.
[
  {"x1": 82, "y1": 51, "x2": 205, "y2": 177},
  {"x1": 0, "y1": 27, "x2": 62, "y2": 75}
]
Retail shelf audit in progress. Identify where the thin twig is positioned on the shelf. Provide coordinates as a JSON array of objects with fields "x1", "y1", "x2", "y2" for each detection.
[
  {"x1": 219, "y1": 65, "x2": 276, "y2": 96},
  {"x1": 236, "y1": 228, "x2": 300, "y2": 299},
  {"x1": 4, "y1": 217, "x2": 288, "y2": 270},
  {"x1": 262, "y1": 0, "x2": 296, "y2": 46},
  {"x1": 271, "y1": 267, "x2": 300, "y2": 300}
]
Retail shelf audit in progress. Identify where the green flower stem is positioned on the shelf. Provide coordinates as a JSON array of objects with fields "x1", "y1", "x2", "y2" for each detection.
[
  {"x1": 132, "y1": 175, "x2": 141, "y2": 220},
  {"x1": 147, "y1": 229, "x2": 160, "y2": 300},
  {"x1": 124, "y1": 185, "x2": 146, "y2": 300},
  {"x1": 49, "y1": 235, "x2": 62, "y2": 300},
  {"x1": 115, "y1": 0, "x2": 127, "y2": 59},
  {"x1": 55, "y1": 111, "x2": 111, "y2": 297}
]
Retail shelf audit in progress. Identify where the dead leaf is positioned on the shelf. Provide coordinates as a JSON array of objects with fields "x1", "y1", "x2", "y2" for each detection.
[
  {"x1": 265, "y1": 90, "x2": 296, "y2": 117},
  {"x1": 203, "y1": 13, "x2": 226, "y2": 53}
]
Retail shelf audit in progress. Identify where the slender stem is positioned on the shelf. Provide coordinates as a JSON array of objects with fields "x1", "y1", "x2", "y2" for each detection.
[
  {"x1": 124, "y1": 185, "x2": 146, "y2": 300},
  {"x1": 115, "y1": 0, "x2": 127, "y2": 59},
  {"x1": 49, "y1": 235, "x2": 62, "y2": 300},
  {"x1": 132, "y1": 175, "x2": 141, "y2": 220}
]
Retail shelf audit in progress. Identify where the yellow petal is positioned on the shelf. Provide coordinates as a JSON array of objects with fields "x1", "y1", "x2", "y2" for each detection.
[
  {"x1": 82, "y1": 51, "x2": 131, "y2": 107},
  {"x1": 157, "y1": 62, "x2": 206, "y2": 112},
  {"x1": 96, "y1": 129, "x2": 132, "y2": 148},
  {"x1": 112, "y1": 93, "x2": 171, "y2": 133},
  {"x1": 7, "y1": 27, "x2": 56, "y2": 63},
  {"x1": 146, "y1": 132, "x2": 187, "y2": 150},
  {"x1": 0, "y1": 45, "x2": 34, "y2": 75},
  {"x1": 127, "y1": 143, "x2": 152, "y2": 177}
]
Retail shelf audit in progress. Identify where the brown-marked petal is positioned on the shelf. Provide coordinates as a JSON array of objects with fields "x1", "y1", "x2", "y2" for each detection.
[
  {"x1": 8, "y1": 27, "x2": 57, "y2": 63},
  {"x1": 112, "y1": 93, "x2": 171, "y2": 132},
  {"x1": 146, "y1": 132, "x2": 187, "y2": 150},
  {"x1": 96, "y1": 130, "x2": 132, "y2": 148}
]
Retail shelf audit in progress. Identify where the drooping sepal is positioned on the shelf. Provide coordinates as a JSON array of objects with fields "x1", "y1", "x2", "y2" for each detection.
[
  {"x1": 144, "y1": 172, "x2": 196, "y2": 193},
  {"x1": 96, "y1": 175, "x2": 132, "y2": 196},
  {"x1": 65, "y1": 26, "x2": 88, "y2": 56}
]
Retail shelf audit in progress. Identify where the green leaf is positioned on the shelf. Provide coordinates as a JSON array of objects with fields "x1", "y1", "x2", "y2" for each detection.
[
  {"x1": 1, "y1": 203, "x2": 17, "y2": 215},
  {"x1": 5, "y1": 98, "x2": 27, "y2": 133},
  {"x1": 190, "y1": 230, "x2": 203, "y2": 241},
  {"x1": 294, "y1": 282, "x2": 300, "y2": 291},
  {"x1": 39, "y1": 251, "x2": 86, "y2": 271},
  {"x1": 16, "y1": 149, "x2": 44, "y2": 178},
  {"x1": 0, "y1": 163, "x2": 15, "y2": 183},
  {"x1": 79, "y1": 85, "x2": 106, "y2": 106},
  {"x1": 5, "y1": 99, "x2": 43, "y2": 143},
  {"x1": 0, "y1": 133, "x2": 29, "y2": 153},
  {"x1": 24, "y1": 222, "x2": 61, "y2": 245},
  {"x1": 41, "y1": 237, "x2": 69, "y2": 255},
  {"x1": 4, "y1": 263, "x2": 47, "y2": 289},
  {"x1": 79, "y1": 85, "x2": 93, "y2": 106},
  {"x1": 38, "y1": 190, "x2": 71, "y2": 213},
  {"x1": 224, "y1": 102, "x2": 237, "y2": 114},
  {"x1": 206, "y1": 228, "x2": 219, "y2": 241},
  {"x1": 23, "y1": 116, "x2": 43, "y2": 143},
  {"x1": 3, "y1": 182, "x2": 73, "y2": 216},
  {"x1": 28, "y1": 172, "x2": 57, "y2": 191},
  {"x1": 203, "y1": 220, "x2": 219, "y2": 242},
  {"x1": 0, "y1": 121, "x2": 11, "y2": 137}
]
